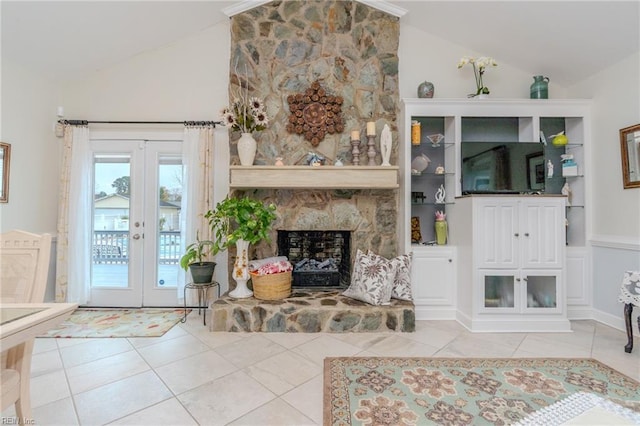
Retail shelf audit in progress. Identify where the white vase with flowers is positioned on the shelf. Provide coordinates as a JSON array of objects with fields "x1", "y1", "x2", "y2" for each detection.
[{"x1": 220, "y1": 76, "x2": 269, "y2": 166}]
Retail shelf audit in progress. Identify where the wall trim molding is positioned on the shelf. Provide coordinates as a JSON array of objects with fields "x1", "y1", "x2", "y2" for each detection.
[
  {"x1": 357, "y1": 0, "x2": 407, "y2": 17},
  {"x1": 223, "y1": 0, "x2": 408, "y2": 18},
  {"x1": 591, "y1": 234, "x2": 640, "y2": 251}
]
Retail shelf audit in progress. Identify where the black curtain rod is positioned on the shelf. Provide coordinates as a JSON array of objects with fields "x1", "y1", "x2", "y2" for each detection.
[{"x1": 58, "y1": 119, "x2": 223, "y2": 127}]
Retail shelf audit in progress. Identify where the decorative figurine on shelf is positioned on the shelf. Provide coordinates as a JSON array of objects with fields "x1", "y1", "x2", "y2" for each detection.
[
  {"x1": 435, "y1": 165, "x2": 445, "y2": 175},
  {"x1": 411, "y1": 191, "x2": 426, "y2": 204},
  {"x1": 380, "y1": 124, "x2": 392, "y2": 166},
  {"x1": 427, "y1": 133, "x2": 444, "y2": 147},
  {"x1": 562, "y1": 182, "x2": 572, "y2": 206},
  {"x1": 307, "y1": 152, "x2": 325, "y2": 166},
  {"x1": 411, "y1": 216, "x2": 422, "y2": 243},
  {"x1": 417, "y1": 81, "x2": 435, "y2": 98},
  {"x1": 540, "y1": 130, "x2": 547, "y2": 145},
  {"x1": 434, "y1": 210, "x2": 448, "y2": 245},
  {"x1": 275, "y1": 157, "x2": 284, "y2": 166},
  {"x1": 551, "y1": 131, "x2": 568, "y2": 146},
  {"x1": 411, "y1": 153, "x2": 431, "y2": 175},
  {"x1": 435, "y1": 184, "x2": 446, "y2": 204},
  {"x1": 334, "y1": 158, "x2": 344, "y2": 167},
  {"x1": 561, "y1": 154, "x2": 578, "y2": 176},
  {"x1": 547, "y1": 160, "x2": 554, "y2": 178}
]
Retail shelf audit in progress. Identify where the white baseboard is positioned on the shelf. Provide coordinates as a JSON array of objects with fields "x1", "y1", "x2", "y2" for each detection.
[
  {"x1": 591, "y1": 308, "x2": 626, "y2": 332},
  {"x1": 414, "y1": 307, "x2": 457, "y2": 321}
]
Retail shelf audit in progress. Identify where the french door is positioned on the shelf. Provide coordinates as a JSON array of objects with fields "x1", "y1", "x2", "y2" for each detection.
[{"x1": 87, "y1": 138, "x2": 183, "y2": 307}]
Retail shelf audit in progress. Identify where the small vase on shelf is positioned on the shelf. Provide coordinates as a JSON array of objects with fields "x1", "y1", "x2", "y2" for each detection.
[
  {"x1": 238, "y1": 133, "x2": 257, "y2": 166},
  {"x1": 434, "y1": 211, "x2": 448, "y2": 245}
]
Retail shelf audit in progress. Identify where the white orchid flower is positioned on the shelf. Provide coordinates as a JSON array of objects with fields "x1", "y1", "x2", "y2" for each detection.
[{"x1": 457, "y1": 56, "x2": 472, "y2": 68}]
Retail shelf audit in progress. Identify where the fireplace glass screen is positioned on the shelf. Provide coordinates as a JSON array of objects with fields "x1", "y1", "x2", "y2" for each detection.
[{"x1": 277, "y1": 230, "x2": 351, "y2": 288}]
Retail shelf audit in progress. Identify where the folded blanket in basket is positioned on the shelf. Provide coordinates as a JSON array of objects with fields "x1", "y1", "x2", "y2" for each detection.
[
  {"x1": 254, "y1": 260, "x2": 293, "y2": 276},
  {"x1": 248, "y1": 256, "x2": 288, "y2": 271}
]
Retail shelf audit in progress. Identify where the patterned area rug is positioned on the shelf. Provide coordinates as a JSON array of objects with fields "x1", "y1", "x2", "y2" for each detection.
[
  {"x1": 41, "y1": 308, "x2": 188, "y2": 338},
  {"x1": 323, "y1": 357, "x2": 640, "y2": 425}
]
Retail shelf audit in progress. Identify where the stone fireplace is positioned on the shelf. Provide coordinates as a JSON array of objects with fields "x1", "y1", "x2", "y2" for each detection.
[{"x1": 209, "y1": 1, "x2": 414, "y2": 332}]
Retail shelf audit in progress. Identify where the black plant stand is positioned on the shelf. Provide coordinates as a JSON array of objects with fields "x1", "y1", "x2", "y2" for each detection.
[{"x1": 182, "y1": 281, "x2": 220, "y2": 326}]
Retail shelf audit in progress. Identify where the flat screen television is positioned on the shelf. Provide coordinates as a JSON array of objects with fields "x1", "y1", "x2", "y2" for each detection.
[{"x1": 461, "y1": 142, "x2": 546, "y2": 194}]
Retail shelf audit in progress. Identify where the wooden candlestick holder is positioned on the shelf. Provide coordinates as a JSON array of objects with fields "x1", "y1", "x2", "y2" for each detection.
[
  {"x1": 366, "y1": 135, "x2": 377, "y2": 166},
  {"x1": 351, "y1": 138, "x2": 361, "y2": 165}
]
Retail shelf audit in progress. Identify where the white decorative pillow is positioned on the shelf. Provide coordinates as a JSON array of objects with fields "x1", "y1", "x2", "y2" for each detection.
[
  {"x1": 342, "y1": 249, "x2": 394, "y2": 306},
  {"x1": 369, "y1": 250, "x2": 413, "y2": 301}
]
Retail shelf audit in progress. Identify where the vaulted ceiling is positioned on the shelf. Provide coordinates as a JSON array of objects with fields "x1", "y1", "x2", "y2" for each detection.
[{"x1": 2, "y1": 1, "x2": 638, "y2": 86}]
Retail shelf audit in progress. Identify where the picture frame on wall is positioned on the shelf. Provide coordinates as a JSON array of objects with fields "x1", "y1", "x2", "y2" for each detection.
[{"x1": 526, "y1": 152, "x2": 545, "y2": 191}]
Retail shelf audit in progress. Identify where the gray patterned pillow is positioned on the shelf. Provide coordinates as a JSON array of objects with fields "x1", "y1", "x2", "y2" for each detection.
[
  {"x1": 342, "y1": 249, "x2": 394, "y2": 305},
  {"x1": 369, "y1": 251, "x2": 413, "y2": 301}
]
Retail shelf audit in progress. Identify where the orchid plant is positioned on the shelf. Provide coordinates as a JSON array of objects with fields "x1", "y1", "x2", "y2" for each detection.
[{"x1": 458, "y1": 56, "x2": 498, "y2": 97}]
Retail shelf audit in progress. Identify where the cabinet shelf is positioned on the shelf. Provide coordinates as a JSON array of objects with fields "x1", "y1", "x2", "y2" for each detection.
[
  {"x1": 411, "y1": 142, "x2": 454, "y2": 149},
  {"x1": 411, "y1": 172, "x2": 452, "y2": 177},
  {"x1": 412, "y1": 201, "x2": 454, "y2": 206}
]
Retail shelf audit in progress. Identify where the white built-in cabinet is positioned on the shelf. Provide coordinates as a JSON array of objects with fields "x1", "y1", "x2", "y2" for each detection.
[
  {"x1": 400, "y1": 99, "x2": 591, "y2": 328},
  {"x1": 452, "y1": 196, "x2": 570, "y2": 331}
]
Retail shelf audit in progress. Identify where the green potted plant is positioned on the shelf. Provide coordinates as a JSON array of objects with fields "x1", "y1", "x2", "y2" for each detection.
[
  {"x1": 179, "y1": 231, "x2": 218, "y2": 284},
  {"x1": 205, "y1": 196, "x2": 277, "y2": 298}
]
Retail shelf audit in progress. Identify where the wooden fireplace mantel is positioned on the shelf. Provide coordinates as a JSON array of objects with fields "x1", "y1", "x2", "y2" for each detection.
[{"x1": 229, "y1": 165, "x2": 399, "y2": 189}]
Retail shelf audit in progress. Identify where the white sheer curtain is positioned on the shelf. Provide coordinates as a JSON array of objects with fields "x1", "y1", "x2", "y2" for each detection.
[
  {"x1": 55, "y1": 125, "x2": 92, "y2": 303},
  {"x1": 180, "y1": 124, "x2": 216, "y2": 300}
]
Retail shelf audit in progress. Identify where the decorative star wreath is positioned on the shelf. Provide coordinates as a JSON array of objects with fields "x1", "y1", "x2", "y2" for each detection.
[{"x1": 286, "y1": 80, "x2": 344, "y2": 146}]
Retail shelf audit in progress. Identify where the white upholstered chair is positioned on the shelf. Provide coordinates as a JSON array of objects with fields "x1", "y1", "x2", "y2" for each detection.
[{"x1": 1, "y1": 230, "x2": 52, "y2": 422}]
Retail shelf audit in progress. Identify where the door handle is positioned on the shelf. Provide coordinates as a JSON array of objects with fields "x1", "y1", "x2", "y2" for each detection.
[
  {"x1": 524, "y1": 233, "x2": 530, "y2": 237},
  {"x1": 132, "y1": 234, "x2": 141, "y2": 240},
  {"x1": 514, "y1": 233, "x2": 519, "y2": 237}
]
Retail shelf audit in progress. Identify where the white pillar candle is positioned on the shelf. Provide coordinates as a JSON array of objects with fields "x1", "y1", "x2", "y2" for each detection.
[
  {"x1": 351, "y1": 130, "x2": 360, "y2": 140},
  {"x1": 366, "y1": 121, "x2": 376, "y2": 136}
]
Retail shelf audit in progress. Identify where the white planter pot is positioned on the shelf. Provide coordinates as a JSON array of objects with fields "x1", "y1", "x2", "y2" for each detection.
[
  {"x1": 238, "y1": 133, "x2": 257, "y2": 166},
  {"x1": 229, "y1": 238, "x2": 253, "y2": 298}
]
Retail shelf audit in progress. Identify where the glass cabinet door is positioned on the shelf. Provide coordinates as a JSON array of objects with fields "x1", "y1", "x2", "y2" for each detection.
[
  {"x1": 481, "y1": 272, "x2": 516, "y2": 311},
  {"x1": 522, "y1": 270, "x2": 561, "y2": 313}
]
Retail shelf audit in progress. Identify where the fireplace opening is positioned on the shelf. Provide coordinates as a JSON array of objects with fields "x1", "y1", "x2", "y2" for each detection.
[{"x1": 277, "y1": 230, "x2": 351, "y2": 289}]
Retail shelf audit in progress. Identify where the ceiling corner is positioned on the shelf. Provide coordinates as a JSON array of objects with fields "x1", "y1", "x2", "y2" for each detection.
[
  {"x1": 222, "y1": 0, "x2": 272, "y2": 17},
  {"x1": 356, "y1": 0, "x2": 407, "y2": 18}
]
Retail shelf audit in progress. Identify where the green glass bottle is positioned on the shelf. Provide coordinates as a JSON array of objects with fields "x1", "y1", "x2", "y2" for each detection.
[{"x1": 530, "y1": 75, "x2": 550, "y2": 99}]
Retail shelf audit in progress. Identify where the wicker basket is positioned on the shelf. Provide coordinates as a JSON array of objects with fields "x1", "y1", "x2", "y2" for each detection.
[{"x1": 250, "y1": 271, "x2": 292, "y2": 300}]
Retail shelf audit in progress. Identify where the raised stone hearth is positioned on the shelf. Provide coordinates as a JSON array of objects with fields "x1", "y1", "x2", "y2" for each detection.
[{"x1": 211, "y1": 291, "x2": 415, "y2": 333}]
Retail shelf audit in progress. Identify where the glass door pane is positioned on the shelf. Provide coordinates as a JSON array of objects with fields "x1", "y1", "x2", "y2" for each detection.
[
  {"x1": 92, "y1": 155, "x2": 131, "y2": 288},
  {"x1": 484, "y1": 274, "x2": 515, "y2": 308},
  {"x1": 156, "y1": 154, "x2": 183, "y2": 289},
  {"x1": 525, "y1": 275, "x2": 557, "y2": 309}
]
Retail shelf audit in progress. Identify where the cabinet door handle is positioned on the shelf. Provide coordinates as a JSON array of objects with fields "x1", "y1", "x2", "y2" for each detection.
[
  {"x1": 523, "y1": 277, "x2": 528, "y2": 281},
  {"x1": 516, "y1": 278, "x2": 521, "y2": 282},
  {"x1": 514, "y1": 233, "x2": 519, "y2": 237},
  {"x1": 524, "y1": 232, "x2": 530, "y2": 237},
  {"x1": 448, "y1": 259, "x2": 452, "y2": 263}
]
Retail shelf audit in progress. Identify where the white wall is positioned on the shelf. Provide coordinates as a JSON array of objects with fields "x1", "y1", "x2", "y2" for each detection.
[
  {"x1": 568, "y1": 52, "x2": 640, "y2": 241},
  {"x1": 0, "y1": 59, "x2": 60, "y2": 233},
  {"x1": 567, "y1": 52, "x2": 640, "y2": 322},
  {"x1": 59, "y1": 24, "x2": 230, "y2": 121},
  {"x1": 399, "y1": 25, "x2": 569, "y2": 100}
]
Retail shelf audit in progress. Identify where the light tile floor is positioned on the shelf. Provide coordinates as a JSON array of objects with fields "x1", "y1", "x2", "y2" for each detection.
[{"x1": 3, "y1": 314, "x2": 639, "y2": 425}]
